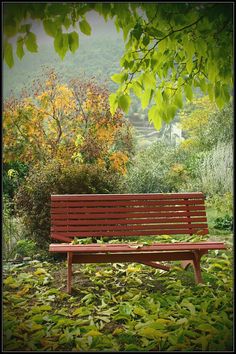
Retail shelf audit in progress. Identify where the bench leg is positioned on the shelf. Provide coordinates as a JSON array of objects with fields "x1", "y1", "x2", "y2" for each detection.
[
  {"x1": 192, "y1": 252, "x2": 203, "y2": 284},
  {"x1": 181, "y1": 258, "x2": 203, "y2": 283},
  {"x1": 181, "y1": 260, "x2": 193, "y2": 270},
  {"x1": 138, "y1": 261, "x2": 170, "y2": 271},
  {"x1": 67, "y1": 252, "x2": 73, "y2": 294},
  {"x1": 181, "y1": 251, "x2": 208, "y2": 284}
]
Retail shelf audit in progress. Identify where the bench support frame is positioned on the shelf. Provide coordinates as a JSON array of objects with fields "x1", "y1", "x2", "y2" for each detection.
[{"x1": 66, "y1": 249, "x2": 208, "y2": 293}]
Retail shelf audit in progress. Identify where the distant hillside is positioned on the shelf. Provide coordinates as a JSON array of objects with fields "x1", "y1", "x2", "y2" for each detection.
[
  {"x1": 3, "y1": 16, "x2": 185, "y2": 147},
  {"x1": 3, "y1": 31, "x2": 124, "y2": 99}
]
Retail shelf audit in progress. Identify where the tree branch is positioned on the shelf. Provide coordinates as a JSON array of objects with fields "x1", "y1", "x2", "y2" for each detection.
[{"x1": 124, "y1": 15, "x2": 205, "y2": 93}]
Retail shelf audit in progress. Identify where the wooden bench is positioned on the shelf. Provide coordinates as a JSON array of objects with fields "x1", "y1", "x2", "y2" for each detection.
[{"x1": 49, "y1": 193, "x2": 226, "y2": 293}]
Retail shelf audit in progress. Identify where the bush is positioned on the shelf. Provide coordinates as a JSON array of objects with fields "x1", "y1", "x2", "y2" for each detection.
[
  {"x1": 122, "y1": 141, "x2": 189, "y2": 193},
  {"x1": 3, "y1": 162, "x2": 29, "y2": 201},
  {"x1": 3, "y1": 195, "x2": 27, "y2": 260},
  {"x1": 14, "y1": 161, "x2": 125, "y2": 249},
  {"x1": 15, "y1": 239, "x2": 37, "y2": 258},
  {"x1": 213, "y1": 215, "x2": 233, "y2": 231},
  {"x1": 197, "y1": 142, "x2": 233, "y2": 196}
]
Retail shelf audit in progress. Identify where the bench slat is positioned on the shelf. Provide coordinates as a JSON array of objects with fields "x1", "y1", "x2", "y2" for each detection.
[
  {"x1": 51, "y1": 211, "x2": 207, "y2": 220},
  {"x1": 51, "y1": 199, "x2": 205, "y2": 208},
  {"x1": 51, "y1": 223, "x2": 208, "y2": 232},
  {"x1": 51, "y1": 228, "x2": 208, "y2": 239},
  {"x1": 51, "y1": 205, "x2": 206, "y2": 214},
  {"x1": 51, "y1": 217, "x2": 207, "y2": 225},
  {"x1": 51, "y1": 192, "x2": 205, "y2": 201},
  {"x1": 49, "y1": 241, "x2": 226, "y2": 253}
]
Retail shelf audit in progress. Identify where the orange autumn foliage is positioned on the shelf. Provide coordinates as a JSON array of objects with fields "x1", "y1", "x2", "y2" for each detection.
[{"x1": 3, "y1": 69, "x2": 134, "y2": 175}]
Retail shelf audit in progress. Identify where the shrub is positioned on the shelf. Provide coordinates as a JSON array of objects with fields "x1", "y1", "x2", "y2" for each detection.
[
  {"x1": 14, "y1": 161, "x2": 124, "y2": 249},
  {"x1": 197, "y1": 142, "x2": 233, "y2": 196},
  {"x1": 122, "y1": 141, "x2": 189, "y2": 193},
  {"x1": 3, "y1": 195, "x2": 27, "y2": 260},
  {"x1": 214, "y1": 215, "x2": 233, "y2": 231},
  {"x1": 3, "y1": 162, "x2": 29, "y2": 201},
  {"x1": 15, "y1": 239, "x2": 37, "y2": 258}
]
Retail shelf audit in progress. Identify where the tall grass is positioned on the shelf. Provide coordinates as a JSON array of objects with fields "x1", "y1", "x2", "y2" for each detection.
[
  {"x1": 198, "y1": 142, "x2": 233, "y2": 196},
  {"x1": 3, "y1": 196, "x2": 25, "y2": 260}
]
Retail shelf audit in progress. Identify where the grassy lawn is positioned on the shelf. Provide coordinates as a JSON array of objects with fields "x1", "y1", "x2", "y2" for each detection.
[{"x1": 3, "y1": 233, "x2": 233, "y2": 352}]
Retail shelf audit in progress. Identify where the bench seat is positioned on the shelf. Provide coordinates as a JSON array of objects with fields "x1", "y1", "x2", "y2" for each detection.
[
  {"x1": 49, "y1": 241, "x2": 225, "y2": 253},
  {"x1": 49, "y1": 193, "x2": 226, "y2": 293}
]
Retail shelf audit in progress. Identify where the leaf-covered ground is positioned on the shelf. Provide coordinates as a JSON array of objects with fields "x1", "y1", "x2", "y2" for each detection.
[{"x1": 3, "y1": 235, "x2": 233, "y2": 351}]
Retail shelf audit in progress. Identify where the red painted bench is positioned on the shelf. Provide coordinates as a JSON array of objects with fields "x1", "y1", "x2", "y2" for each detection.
[{"x1": 49, "y1": 193, "x2": 226, "y2": 293}]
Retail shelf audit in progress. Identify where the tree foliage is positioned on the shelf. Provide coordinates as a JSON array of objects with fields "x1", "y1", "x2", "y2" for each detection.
[
  {"x1": 3, "y1": 69, "x2": 134, "y2": 175},
  {"x1": 179, "y1": 97, "x2": 233, "y2": 152},
  {"x1": 3, "y1": 3, "x2": 233, "y2": 129}
]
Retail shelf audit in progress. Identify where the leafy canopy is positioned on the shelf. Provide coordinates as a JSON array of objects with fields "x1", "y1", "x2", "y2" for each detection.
[
  {"x1": 179, "y1": 97, "x2": 233, "y2": 153},
  {"x1": 3, "y1": 69, "x2": 134, "y2": 175},
  {"x1": 3, "y1": 3, "x2": 233, "y2": 129}
]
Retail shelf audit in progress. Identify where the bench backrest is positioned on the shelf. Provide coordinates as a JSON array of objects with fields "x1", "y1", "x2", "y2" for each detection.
[{"x1": 50, "y1": 193, "x2": 209, "y2": 243}]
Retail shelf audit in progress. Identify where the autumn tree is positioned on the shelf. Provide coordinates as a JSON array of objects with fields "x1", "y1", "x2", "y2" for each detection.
[
  {"x1": 3, "y1": 69, "x2": 134, "y2": 175},
  {"x1": 3, "y1": 3, "x2": 233, "y2": 129},
  {"x1": 179, "y1": 96, "x2": 233, "y2": 153}
]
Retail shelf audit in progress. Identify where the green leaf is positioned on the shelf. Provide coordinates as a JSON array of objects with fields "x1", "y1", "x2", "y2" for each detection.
[
  {"x1": 132, "y1": 81, "x2": 143, "y2": 98},
  {"x1": 39, "y1": 305, "x2": 52, "y2": 311},
  {"x1": 68, "y1": 31, "x2": 79, "y2": 53},
  {"x1": 184, "y1": 84, "x2": 193, "y2": 101},
  {"x1": 197, "y1": 324, "x2": 217, "y2": 333},
  {"x1": 167, "y1": 105, "x2": 177, "y2": 120},
  {"x1": 43, "y1": 19, "x2": 58, "y2": 37},
  {"x1": 25, "y1": 32, "x2": 38, "y2": 53},
  {"x1": 109, "y1": 93, "x2": 118, "y2": 115},
  {"x1": 72, "y1": 307, "x2": 91, "y2": 317},
  {"x1": 79, "y1": 19, "x2": 91, "y2": 35},
  {"x1": 54, "y1": 33, "x2": 68, "y2": 59},
  {"x1": 181, "y1": 299, "x2": 196, "y2": 315},
  {"x1": 138, "y1": 327, "x2": 166, "y2": 339},
  {"x1": 142, "y1": 72, "x2": 156, "y2": 90},
  {"x1": 34, "y1": 268, "x2": 47, "y2": 275},
  {"x1": 208, "y1": 60, "x2": 218, "y2": 82},
  {"x1": 111, "y1": 72, "x2": 127, "y2": 84},
  {"x1": 207, "y1": 83, "x2": 214, "y2": 101},
  {"x1": 133, "y1": 307, "x2": 147, "y2": 316},
  {"x1": 118, "y1": 94, "x2": 131, "y2": 113},
  {"x1": 131, "y1": 22, "x2": 143, "y2": 41},
  {"x1": 148, "y1": 105, "x2": 162, "y2": 130},
  {"x1": 140, "y1": 89, "x2": 152, "y2": 109},
  {"x1": 143, "y1": 35, "x2": 150, "y2": 46},
  {"x1": 63, "y1": 16, "x2": 71, "y2": 30},
  {"x1": 4, "y1": 41, "x2": 14, "y2": 68},
  {"x1": 186, "y1": 60, "x2": 193, "y2": 74},
  {"x1": 4, "y1": 20, "x2": 18, "y2": 37},
  {"x1": 84, "y1": 330, "x2": 102, "y2": 336},
  {"x1": 174, "y1": 91, "x2": 183, "y2": 109},
  {"x1": 118, "y1": 302, "x2": 133, "y2": 316},
  {"x1": 215, "y1": 95, "x2": 225, "y2": 110},
  {"x1": 16, "y1": 37, "x2": 24, "y2": 60},
  {"x1": 221, "y1": 84, "x2": 230, "y2": 103}
]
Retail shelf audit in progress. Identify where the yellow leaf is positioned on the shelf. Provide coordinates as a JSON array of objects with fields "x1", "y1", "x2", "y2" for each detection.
[
  {"x1": 34, "y1": 268, "x2": 47, "y2": 275},
  {"x1": 16, "y1": 285, "x2": 31, "y2": 296},
  {"x1": 112, "y1": 327, "x2": 123, "y2": 336},
  {"x1": 138, "y1": 327, "x2": 167, "y2": 339},
  {"x1": 84, "y1": 330, "x2": 102, "y2": 336},
  {"x1": 133, "y1": 307, "x2": 146, "y2": 316}
]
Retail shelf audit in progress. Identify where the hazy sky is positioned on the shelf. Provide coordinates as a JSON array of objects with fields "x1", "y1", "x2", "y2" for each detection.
[{"x1": 26, "y1": 10, "x2": 120, "y2": 46}]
